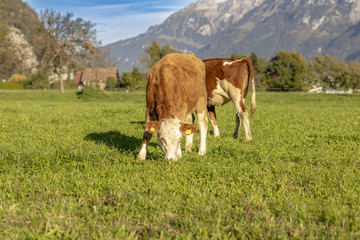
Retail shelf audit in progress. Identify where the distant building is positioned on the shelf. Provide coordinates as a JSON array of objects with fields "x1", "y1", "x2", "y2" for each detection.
[{"x1": 75, "y1": 68, "x2": 120, "y2": 90}]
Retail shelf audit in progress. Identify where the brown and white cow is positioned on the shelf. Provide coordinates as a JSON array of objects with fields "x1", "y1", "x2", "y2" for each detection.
[
  {"x1": 203, "y1": 58, "x2": 256, "y2": 141},
  {"x1": 137, "y1": 53, "x2": 208, "y2": 161}
]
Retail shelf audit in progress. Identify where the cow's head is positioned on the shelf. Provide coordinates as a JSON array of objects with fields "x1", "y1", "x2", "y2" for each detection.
[{"x1": 145, "y1": 119, "x2": 198, "y2": 161}]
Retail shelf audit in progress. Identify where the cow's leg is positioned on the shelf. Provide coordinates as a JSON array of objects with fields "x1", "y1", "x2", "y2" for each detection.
[
  {"x1": 234, "y1": 100, "x2": 252, "y2": 141},
  {"x1": 207, "y1": 105, "x2": 220, "y2": 137},
  {"x1": 229, "y1": 92, "x2": 252, "y2": 141},
  {"x1": 241, "y1": 109, "x2": 252, "y2": 141},
  {"x1": 184, "y1": 113, "x2": 194, "y2": 151},
  {"x1": 137, "y1": 131, "x2": 152, "y2": 160},
  {"x1": 233, "y1": 112, "x2": 242, "y2": 139},
  {"x1": 138, "y1": 109, "x2": 155, "y2": 160},
  {"x1": 197, "y1": 97, "x2": 208, "y2": 155}
]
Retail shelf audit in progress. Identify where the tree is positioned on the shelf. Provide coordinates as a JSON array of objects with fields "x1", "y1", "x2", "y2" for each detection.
[
  {"x1": 105, "y1": 76, "x2": 117, "y2": 89},
  {"x1": 307, "y1": 55, "x2": 360, "y2": 90},
  {"x1": 248, "y1": 51, "x2": 268, "y2": 88},
  {"x1": 308, "y1": 55, "x2": 340, "y2": 89},
  {"x1": 35, "y1": 10, "x2": 112, "y2": 93},
  {"x1": 249, "y1": 52, "x2": 267, "y2": 74},
  {"x1": 121, "y1": 67, "x2": 146, "y2": 90},
  {"x1": 329, "y1": 59, "x2": 360, "y2": 90},
  {"x1": 345, "y1": 60, "x2": 360, "y2": 90},
  {"x1": 264, "y1": 51, "x2": 311, "y2": 91},
  {"x1": 140, "y1": 41, "x2": 180, "y2": 71},
  {"x1": 30, "y1": 70, "x2": 49, "y2": 89}
]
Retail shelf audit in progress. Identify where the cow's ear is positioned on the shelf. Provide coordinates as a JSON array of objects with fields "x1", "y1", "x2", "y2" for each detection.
[
  {"x1": 180, "y1": 123, "x2": 198, "y2": 135},
  {"x1": 145, "y1": 121, "x2": 160, "y2": 133}
]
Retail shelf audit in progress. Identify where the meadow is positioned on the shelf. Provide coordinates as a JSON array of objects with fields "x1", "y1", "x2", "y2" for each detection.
[{"x1": 0, "y1": 90, "x2": 359, "y2": 239}]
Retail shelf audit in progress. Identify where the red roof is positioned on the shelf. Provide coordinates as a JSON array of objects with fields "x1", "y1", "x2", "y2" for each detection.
[{"x1": 75, "y1": 68, "x2": 120, "y2": 84}]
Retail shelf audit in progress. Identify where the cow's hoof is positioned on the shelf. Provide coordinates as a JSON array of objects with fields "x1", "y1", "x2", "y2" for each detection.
[
  {"x1": 198, "y1": 150, "x2": 206, "y2": 156},
  {"x1": 137, "y1": 154, "x2": 146, "y2": 160},
  {"x1": 185, "y1": 145, "x2": 193, "y2": 152}
]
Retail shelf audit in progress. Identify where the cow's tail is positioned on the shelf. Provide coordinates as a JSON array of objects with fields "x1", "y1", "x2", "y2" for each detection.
[
  {"x1": 241, "y1": 59, "x2": 256, "y2": 116},
  {"x1": 250, "y1": 64, "x2": 256, "y2": 116}
]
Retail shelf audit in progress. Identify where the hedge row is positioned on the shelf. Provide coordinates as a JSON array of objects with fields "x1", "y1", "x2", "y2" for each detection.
[{"x1": 0, "y1": 83, "x2": 25, "y2": 89}]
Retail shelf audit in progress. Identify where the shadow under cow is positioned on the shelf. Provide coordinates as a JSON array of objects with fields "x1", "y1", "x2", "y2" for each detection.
[
  {"x1": 85, "y1": 131, "x2": 158, "y2": 157},
  {"x1": 129, "y1": 121, "x2": 145, "y2": 126}
]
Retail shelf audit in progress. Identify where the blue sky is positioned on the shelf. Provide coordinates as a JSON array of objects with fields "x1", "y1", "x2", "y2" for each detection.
[{"x1": 23, "y1": 0, "x2": 195, "y2": 45}]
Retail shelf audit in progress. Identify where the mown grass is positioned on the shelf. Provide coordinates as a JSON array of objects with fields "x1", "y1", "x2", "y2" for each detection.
[{"x1": 0, "y1": 90, "x2": 359, "y2": 239}]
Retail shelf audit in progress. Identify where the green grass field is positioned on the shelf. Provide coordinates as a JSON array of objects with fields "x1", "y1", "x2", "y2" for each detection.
[{"x1": 0, "y1": 90, "x2": 359, "y2": 239}]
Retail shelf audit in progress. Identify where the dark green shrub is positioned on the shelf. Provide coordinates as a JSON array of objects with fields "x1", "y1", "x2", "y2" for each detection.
[
  {"x1": 76, "y1": 86, "x2": 108, "y2": 100},
  {"x1": 30, "y1": 71, "x2": 49, "y2": 89},
  {"x1": 264, "y1": 51, "x2": 311, "y2": 91},
  {"x1": 106, "y1": 77, "x2": 117, "y2": 89},
  {"x1": 121, "y1": 67, "x2": 147, "y2": 90}
]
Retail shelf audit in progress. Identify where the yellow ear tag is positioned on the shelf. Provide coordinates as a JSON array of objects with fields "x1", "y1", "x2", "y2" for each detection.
[
  {"x1": 185, "y1": 129, "x2": 192, "y2": 135},
  {"x1": 150, "y1": 127, "x2": 155, "y2": 132}
]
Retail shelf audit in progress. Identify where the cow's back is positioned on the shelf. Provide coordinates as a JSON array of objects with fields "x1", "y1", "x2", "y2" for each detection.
[
  {"x1": 146, "y1": 53, "x2": 206, "y2": 120},
  {"x1": 203, "y1": 58, "x2": 252, "y2": 99}
]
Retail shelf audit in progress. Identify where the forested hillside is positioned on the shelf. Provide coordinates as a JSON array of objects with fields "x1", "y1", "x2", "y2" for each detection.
[
  {"x1": 0, "y1": 0, "x2": 39, "y2": 45},
  {"x1": 0, "y1": 0, "x2": 40, "y2": 79}
]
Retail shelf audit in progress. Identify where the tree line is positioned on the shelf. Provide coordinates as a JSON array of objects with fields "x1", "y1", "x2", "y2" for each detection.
[
  {"x1": 122, "y1": 42, "x2": 360, "y2": 92},
  {"x1": 247, "y1": 51, "x2": 360, "y2": 92}
]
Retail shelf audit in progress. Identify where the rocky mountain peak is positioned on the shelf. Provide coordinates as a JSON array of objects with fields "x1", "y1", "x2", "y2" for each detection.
[
  {"x1": 348, "y1": 0, "x2": 360, "y2": 23},
  {"x1": 105, "y1": 0, "x2": 360, "y2": 73},
  {"x1": 188, "y1": 0, "x2": 218, "y2": 10}
]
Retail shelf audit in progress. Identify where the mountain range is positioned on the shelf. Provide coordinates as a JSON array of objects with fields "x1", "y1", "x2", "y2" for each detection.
[{"x1": 105, "y1": 0, "x2": 360, "y2": 73}]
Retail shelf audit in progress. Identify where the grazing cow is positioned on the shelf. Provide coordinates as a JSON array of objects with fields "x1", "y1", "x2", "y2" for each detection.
[
  {"x1": 137, "y1": 53, "x2": 208, "y2": 161},
  {"x1": 203, "y1": 58, "x2": 256, "y2": 141}
]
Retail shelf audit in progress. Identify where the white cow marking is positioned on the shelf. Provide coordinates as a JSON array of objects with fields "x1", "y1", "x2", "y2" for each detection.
[
  {"x1": 157, "y1": 118, "x2": 183, "y2": 161},
  {"x1": 208, "y1": 78, "x2": 240, "y2": 107},
  {"x1": 223, "y1": 58, "x2": 245, "y2": 66}
]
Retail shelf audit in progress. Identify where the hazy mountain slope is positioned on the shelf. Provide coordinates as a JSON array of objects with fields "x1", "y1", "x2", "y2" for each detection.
[
  {"x1": 198, "y1": 0, "x2": 360, "y2": 59},
  {"x1": 106, "y1": 0, "x2": 265, "y2": 72},
  {"x1": 105, "y1": 0, "x2": 360, "y2": 73}
]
